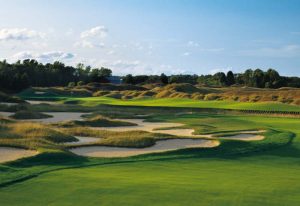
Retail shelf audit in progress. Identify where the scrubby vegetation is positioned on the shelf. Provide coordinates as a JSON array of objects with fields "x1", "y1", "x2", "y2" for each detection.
[
  {"x1": 54, "y1": 115, "x2": 137, "y2": 128},
  {"x1": 9, "y1": 110, "x2": 52, "y2": 120},
  {"x1": 18, "y1": 83, "x2": 300, "y2": 106},
  {"x1": 0, "y1": 121, "x2": 77, "y2": 149}
]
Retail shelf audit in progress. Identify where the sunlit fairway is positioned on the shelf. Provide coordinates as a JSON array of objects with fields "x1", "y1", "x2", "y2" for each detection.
[{"x1": 63, "y1": 96, "x2": 300, "y2": 112}]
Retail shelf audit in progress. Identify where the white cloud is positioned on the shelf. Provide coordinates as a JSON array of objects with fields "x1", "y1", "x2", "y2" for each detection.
[
  {"x1": 107, "y1": 50, "x2": 115, "y2": 55},
  {"x1": 0, "y1": 28, "x2": 45, "y2": 41},
  {"x1": 199, "y1": 48, "x2": 224, "y2": 52},
  {"x1": 10, "y1": 51, "x2": 75, "y2": 63},
  {"x1": 80, "y1": 26, "x2": 108, "y2": 39},
  {"x1": 239, "y1": 44, "x2": 300, "y2": 58},
  {"x1": 74, "y1": 40, "x2": 104, "y2": 48},
  {"x1": 182, "y1": 52, "x2": 191, "y2": 56},
  {"x1": 187, "y1": 41, "x2": 199, "y2": 47}
]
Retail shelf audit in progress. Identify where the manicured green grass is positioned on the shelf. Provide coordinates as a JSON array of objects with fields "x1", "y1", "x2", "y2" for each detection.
[
  {"x1": 1, "y1": 156, "x2": 300, "y2": 206},
  {"x1": 64, "y1": 96, "x2": 300, "y2": 112}
]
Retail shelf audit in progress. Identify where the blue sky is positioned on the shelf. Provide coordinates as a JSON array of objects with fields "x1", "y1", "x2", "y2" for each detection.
[{"x1": 0, "y1": 0, "x2": 300, "y2": 76}]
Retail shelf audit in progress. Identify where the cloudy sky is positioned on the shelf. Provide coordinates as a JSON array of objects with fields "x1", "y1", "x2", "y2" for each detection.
[{"x1": 0, "y1": 0, "x2": 300, "y2": 76}]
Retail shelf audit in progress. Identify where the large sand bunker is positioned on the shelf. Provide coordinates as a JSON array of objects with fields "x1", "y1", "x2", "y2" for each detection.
[
  {"x1": 0, "y1": 147, "x2": 38, "y2": 163},
  {"x1": 70, "y1": 139, "x2": 219, "y2": 158},
  {"x1": 94, "y1": 119, "x2": 265, "y2": 141}
]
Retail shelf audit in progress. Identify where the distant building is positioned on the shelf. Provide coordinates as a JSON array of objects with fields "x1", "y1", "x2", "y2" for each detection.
[{"x1": 107, "y1": 76, "x2": 122, "y2": 84}]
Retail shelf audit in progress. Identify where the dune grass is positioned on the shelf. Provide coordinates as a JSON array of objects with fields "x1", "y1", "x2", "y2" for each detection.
[
  {"x1": 9, "y1": 110, "x2": 52, "y2": 120},
  {"x1": 0, "y1": 122, "x2": 77, "y2": 150},
  {"x1": 54, "y1": 115, "x2": 137, "y2": 128}
]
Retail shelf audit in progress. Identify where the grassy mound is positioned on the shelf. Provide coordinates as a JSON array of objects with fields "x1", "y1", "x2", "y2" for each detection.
[
  {"x1": 9, "y1": 110, "x2": 52, "y2": 120},
  {"x1": 86, "y1": 83, "x2": 147, "y2": 91},
  {"x1": 18, "y1": 87, "x2": 92, "y2": 100},
  {"x1": 0, "y1": 91, "x2": 24, "y2": 103},
  {"x1": 55, "y1": 115, "x2": 137, "y2": 128},
  {"x1": 62, "y1": 127, "x2": 174, "y2": 148}
]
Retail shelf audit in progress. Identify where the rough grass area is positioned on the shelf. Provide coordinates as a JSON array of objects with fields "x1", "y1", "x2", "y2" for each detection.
[
  {"x1": 54, "y1": 115, "x2": 137, "y2": 128},
  {"x1": 0, "y1": 122, "x2": 77, "y2": 149},
  {"x1": 9, "y1": 110, "x2": 52, "y2": 120},
  {"x1": 18, "y1": 84, "x2": 300, "y2": 107}
]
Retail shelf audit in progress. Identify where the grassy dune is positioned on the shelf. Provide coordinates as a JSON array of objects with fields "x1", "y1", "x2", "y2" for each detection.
[
  {"x1": 54, "y1": 115, "x2": 137, "y2": 128},
  {"x1": 9, "y1": 110, "x2": 52, "y2": 120}
]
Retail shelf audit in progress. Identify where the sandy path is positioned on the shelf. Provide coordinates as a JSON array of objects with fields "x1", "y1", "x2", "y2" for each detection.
[
  {"x1": 70, "y1": 139, "x2": 219, "y2": 158},
  {"x1": 0, "y1": 147, "x2": 38, "y2": 163}
]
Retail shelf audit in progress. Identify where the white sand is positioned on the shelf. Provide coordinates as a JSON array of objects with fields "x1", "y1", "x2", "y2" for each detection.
[
  {"x1": 0, "y1": 102, "x2": 18, "y2": 106},
  {"x1": 27, "y1": 100, "x2": 60, "y2": 105},
  {"x1": 65, "y1": 136, "x2": 100, "y2": 145},
  {"x1": 70, "y1": 139, "x2": 219, "y2": 157},
  {"x1": 0, "y1": 111, "x2": 13, "y2": 117},
  {"x1": 220, "y1": 134, "x2": 265, "y2": 141},
  {"x1": 0, "y1": 147, "x2": 38, "y2": 163},
  {"x1": 39, "y1": 112, "x2": 87, "y2": 123},
  {"x1": 94, "y1": 119, "x2": 265, "y2": 141},
  {"x1": 96, "y1": 119, "x2": 184, "y2": 132}
]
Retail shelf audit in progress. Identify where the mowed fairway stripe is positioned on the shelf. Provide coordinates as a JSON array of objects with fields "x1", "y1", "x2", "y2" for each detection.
[{"x1": 1, "y1": 157, "x2": 300, "y2": 206}]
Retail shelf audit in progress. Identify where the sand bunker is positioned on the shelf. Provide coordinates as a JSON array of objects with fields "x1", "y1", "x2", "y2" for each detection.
[
  {"x1": 0, "y1": 147, "x2": 38, "y2": 163},
  {"x1": 70, "y1": 139, "x2": 219, "y2": 158},
  {"x1": 39, "y1": 112, "x2": 87, "y2": 123},
  {"x1": 0, "y1": 111, "x2": 13, "y2": 117},
  {"x1": 96, "y1": 119, "x2": 185, "y2": 133},
  {"x1": 220, "y1": 133, "x2": 265, "y2": 141},
  {"x1": 27, "y1": 100, "x2": 60, "y2": 105},
  {"x1": 65, "y1": 136, "x2": 100, "y2": 145},
  {"x1": 0, "y1": 102, "x2": 18, "y2": 106},
  {"x1": 94, "y1": 119, "x2": 264, "y2": 141}
]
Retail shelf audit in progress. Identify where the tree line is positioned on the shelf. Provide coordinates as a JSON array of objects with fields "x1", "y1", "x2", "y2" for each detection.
[
  {"x1": 0, "y1": 60, "x2": 112, "y2": 91},
  {"x1": 123, "y1": 69, "x2": 300, "y2": 88},
  {"x1": 0, "y1": 59, "x2": 300, "y2": 92}
]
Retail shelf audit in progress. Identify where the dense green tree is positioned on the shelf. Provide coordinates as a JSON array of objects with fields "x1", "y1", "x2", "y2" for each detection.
[
  {"x1": 123, "y1": 74, "x2": 134, "y2": 84},
  {"x1": 160, "y1": 73, "x2": 168, "y2": 84},
  {"x1": 253, "y1": 69, "x2": 265, "y2": 88},
  {"x1": 226, "y1": 71, "x2": 235, "y2": 86}
]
